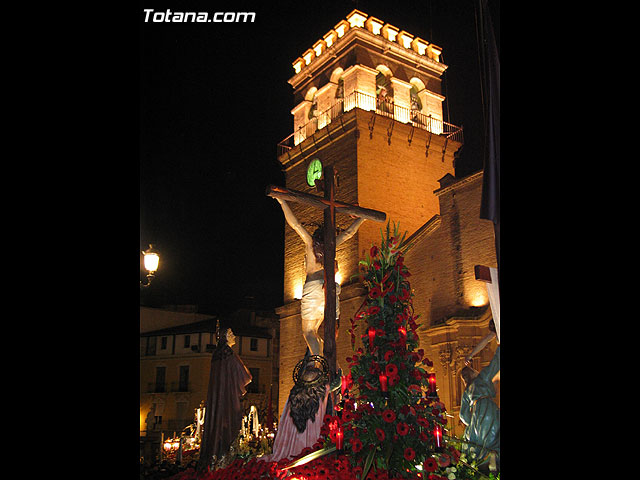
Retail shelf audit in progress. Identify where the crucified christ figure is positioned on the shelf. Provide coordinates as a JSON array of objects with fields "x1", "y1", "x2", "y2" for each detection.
[{"x1": 276, "y1": 198, "x2": 365, "y2": 357}]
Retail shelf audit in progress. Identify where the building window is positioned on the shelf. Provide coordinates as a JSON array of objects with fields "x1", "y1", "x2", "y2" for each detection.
[
  {"x1": 155, "y1": 366, "x2": 166, "y2": 393},
  {"x1": 184, "y1": 335, "x2": 190, "y2": 348},
  {"x1": 250, "y1": 338, "x2": 258, "y2": 351},
  {"x1": 176, "y1": 401, "x2": 188, "y2": 423},
  {"x1": 179, "y1": 365, "x2": 189, "y2": 392},
  {"x1": 145, "y1": 337, "x2": 156, "y2": 356},
  {"x1": 248, "y1": 368, "x2": 260, "y2": 393},
  {"x1": 160, "y1": 337, "x2": 167, "y2": 350}
]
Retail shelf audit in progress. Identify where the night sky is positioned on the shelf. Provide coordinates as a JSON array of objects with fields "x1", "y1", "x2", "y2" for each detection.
[{"x1": 139, "y1": 0, "x2": 500, "y2": 315}]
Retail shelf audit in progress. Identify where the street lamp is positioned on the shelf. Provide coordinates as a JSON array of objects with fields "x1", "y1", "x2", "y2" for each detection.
[{"x1": 141, "y1": 244, "x2": 160, "y2": 288}]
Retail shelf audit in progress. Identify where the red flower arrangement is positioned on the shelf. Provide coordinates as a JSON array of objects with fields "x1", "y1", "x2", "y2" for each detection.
[{"x1": 332, "y1": 223, "x2": 454, "y2": 479}]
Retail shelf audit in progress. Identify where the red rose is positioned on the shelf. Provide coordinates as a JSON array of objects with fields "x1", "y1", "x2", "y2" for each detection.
[
  {"x1": 437, "y1": 453, "x2": 451, "y2": 467},
  {"x1": 382, "y1": 409, "x2": 396, "y2": 423},
  {"x1": 369, "y1": 286, "x2": 382, "y2": 298},
  {"x1": 408, "y1": 384, "x2": 422, "y2": 395},
  {"x1": 417, "y1": 417, "x2": 429, "y2": 428},
  {"x1": 389, "y1": 294, "x2": 397, "y2": 303},
  {"x1": 351, "y1": 437, "x2": 363, "y2": 453},
  {"x1": 423, "y1": 457, "x2": 438, "y2": 472},
  {"x1": 404, "y1": 447, "x2": 416, "y2": 461},
  {"x1": 375, "y1": 427, "x2": 385, "y2": 442},
  {"x1": 449, "y1": 446, "x2": 461, "y2": 463},
  {"x1": 388, "y1": 374, "x2": 400, "y2": 387},
  {"x1": 367, "y1": 305, "x2": 381, "y2": 315},
  {"x1": 385, "y1": 363, "x2": 398, "y2": 377},
  {"x1": 342, "y1": 410, "x2": 354, "y2": 422},
  {"x1": 396, "y1": 422, "x2": 409, "y2": 436},
  {"x1": 384, "y1": 350, "x2": 394, "y2": 362}
]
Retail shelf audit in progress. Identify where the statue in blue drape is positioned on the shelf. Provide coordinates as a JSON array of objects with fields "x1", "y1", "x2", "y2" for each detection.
[{"x1": 459, "y1": 345, "x2": 500, "y2": 467}]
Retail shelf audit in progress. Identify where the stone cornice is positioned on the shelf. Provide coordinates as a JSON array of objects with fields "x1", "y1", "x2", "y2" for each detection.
[
  {"x1": 424, "y1": 307, "x2": 493, "y2": 342},
  {"x1": 404, "y1": 214, "x2": 441, "y2": 253},
  {"x1": 433, "y1": 171, "x2": 483, "y2": 197},
  {"x1": 289, "y1": 25, "x2": 447, "y2": 91}
]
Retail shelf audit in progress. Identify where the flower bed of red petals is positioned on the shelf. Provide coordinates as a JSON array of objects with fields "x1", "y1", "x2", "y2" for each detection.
[{"x1": 166, "y1": 446, "x2": 454, "y2": 480}]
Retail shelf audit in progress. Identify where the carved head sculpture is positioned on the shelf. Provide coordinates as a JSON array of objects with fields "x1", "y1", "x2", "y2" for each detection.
[
  {"x1": 289, "y1": 355, "x2": 329, "y2": 433},
  {"x1": 224, "y1": 328, "x2": 236, "y2": 347}
]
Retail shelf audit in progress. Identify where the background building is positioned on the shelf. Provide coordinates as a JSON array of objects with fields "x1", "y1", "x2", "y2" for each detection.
[{"x1": 139, "y1": 306, "x2": 279, "y2": 461}]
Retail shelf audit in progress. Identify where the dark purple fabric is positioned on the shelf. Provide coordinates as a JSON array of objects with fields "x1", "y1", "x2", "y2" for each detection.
[{"x1": 198, "y1": 347, "x2": 252, "y2": 469}]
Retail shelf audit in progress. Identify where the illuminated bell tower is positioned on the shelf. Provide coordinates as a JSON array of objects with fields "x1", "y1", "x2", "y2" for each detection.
[{"x1": 274, "y1": 9, "x2": 463, "y2": 414}]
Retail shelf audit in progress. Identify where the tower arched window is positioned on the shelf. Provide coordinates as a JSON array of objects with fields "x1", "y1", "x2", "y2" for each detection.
[
  {"x1": 375, "y1": 70, "x2": 393, "y2": 114},
  {"x1": 305, "y1": 86, "x2": 319, "y2": 122},
  {"x1": 410, "y1": 86, "x2": 423, "y2": 124}
]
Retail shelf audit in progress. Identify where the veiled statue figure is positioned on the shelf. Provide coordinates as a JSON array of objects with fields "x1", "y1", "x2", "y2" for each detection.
[
  {"x1": 197, "y1": 328, "x2": 252, "y2": 471},
  {"x1": 459, "y1": 345, "x2": 500, "y2": 468}
]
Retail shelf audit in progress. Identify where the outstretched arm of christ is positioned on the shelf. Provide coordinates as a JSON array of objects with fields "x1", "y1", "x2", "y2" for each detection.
[
  {"x1": 337, "y1": 217, "x2": 366, "y2": 246},
  {"x1": 276, "y1": 198, "x2": 312, "y2": 246}
]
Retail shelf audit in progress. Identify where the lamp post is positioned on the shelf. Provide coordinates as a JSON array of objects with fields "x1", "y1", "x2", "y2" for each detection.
[{"x1": 141, "y1": 244, "x2": 160, "y2": 288}]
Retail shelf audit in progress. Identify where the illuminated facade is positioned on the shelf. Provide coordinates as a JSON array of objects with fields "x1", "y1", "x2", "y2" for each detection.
[{"x1": 275, "y1": 10, "x2": 498, "y2": 436}]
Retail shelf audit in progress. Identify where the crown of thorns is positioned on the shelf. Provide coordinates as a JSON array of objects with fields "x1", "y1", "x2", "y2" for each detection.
[{"x1": 292, "y1": 355, "x2": 329, "y2": 386}]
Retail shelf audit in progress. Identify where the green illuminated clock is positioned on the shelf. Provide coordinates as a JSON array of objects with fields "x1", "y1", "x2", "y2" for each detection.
[{"x1": 307, "y1": 158, "x2": 323, "y2": 187}]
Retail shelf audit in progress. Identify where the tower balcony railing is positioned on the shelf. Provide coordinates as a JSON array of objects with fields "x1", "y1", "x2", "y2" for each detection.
[{"x1": 277, "y1": 90, "x2": 463, "y2": 157}]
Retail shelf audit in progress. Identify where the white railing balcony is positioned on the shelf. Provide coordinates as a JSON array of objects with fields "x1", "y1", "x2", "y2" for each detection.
[{"x1": 278, "y1": 91, "x2": 463, "y2": 157}]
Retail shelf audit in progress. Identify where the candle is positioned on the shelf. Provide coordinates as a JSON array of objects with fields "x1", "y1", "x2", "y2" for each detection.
[
  {"x1": 427, "y1": 373, "x2": 437, "y2": 396},
  {"x1": 434, "y1": 425, "x2": 442, "y2": 449},
  {"x1": 368, "y1": 327, "x2": 376, "y2": 350},
  {"x1": 341, "y1": 375, "x2": 348, "y2": 396},
  {"x1": 398, "y1": 326, "x2": 406, "y2": 339},
  {"x1": 379, "y1": 374, "x2": 388, "y2": 392},
  {"x1": 336, "y1": 428, "x2": 344, "y2": 450}
]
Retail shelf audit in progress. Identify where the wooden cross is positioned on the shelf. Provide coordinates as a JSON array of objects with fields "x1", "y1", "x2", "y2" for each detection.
[{"x1": 266, "y1": 165, "x2": 386, "y2": 379}]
